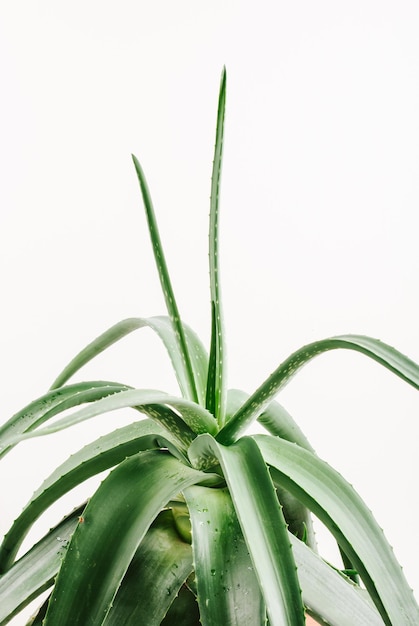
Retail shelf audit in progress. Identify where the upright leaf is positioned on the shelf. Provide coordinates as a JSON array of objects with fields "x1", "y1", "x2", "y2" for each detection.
[
  {"x1": 188, "y1": 434, "x2": 305, "y2": 626},
  {"x1": 184, "y1": 485, "x2": 265, "y2": 626},
  {"x1": 132, "y1": 157, "x2": 200, "y2": 404},
  {"x1": 206, "y1": 68, "x2": 227, "y2": 426}
]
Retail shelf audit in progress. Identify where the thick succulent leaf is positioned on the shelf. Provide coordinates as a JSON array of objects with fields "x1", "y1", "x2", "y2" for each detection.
[
  {"x1": 43, "y1": 450, "x2": 219, "y2": 625},
  {"x1": 188, "y1": 434, "x2": 305, "y2": 626},
  {"x1": 254, "y1": 434, "x2": 419, "y2": 625},
  {"x1": 227, "y1": 389, "x2": 317, "y2": 550},
  {"x1": 218, "y1": 334, "x2": 419, "y2": 443},
  {"x1": 0, "y1": 505, "x2": 82, "y2": 625},
  {"x1": 8, "y1": 389, "x2": 218, "y2": 448},
  {"x1": 184, "y1": 484, "x2": 265, "y2": 625},
  {"x1": 206, "y1": 67, "x2": 227, "y2": 427},
  {"x1": 0, "y1": 420, "x2": 176, "y2": 572},
  {"x1": 103, "y1": 509, "x2": 193, "y2": 625},
  {"x1": 132, "y1": 156, "x2": 201, "y2": 405},
  {"x1": 257, "y1": 399, "x2": 314, "y2": 452},
  {"x1": 290, "y1": 534, "x2": 382, "y2": 625},
  {"x1": 50, "y1": 316, "x2": 208, "y2": 405},
  {"x1": 0, "y1": 381, "x2": 128, "y2": 458}
]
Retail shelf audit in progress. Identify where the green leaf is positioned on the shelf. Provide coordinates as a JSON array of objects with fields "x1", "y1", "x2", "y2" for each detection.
[
  {"x1": 43, "y1": 450, "x2": 219, "y2": 625},
  {"x1": 0, "y1": 381, "x2": 129, "y2": 458},
  {"x1": 132, "y1": 157, "x2": 200, "y2": 405},
  {"x1": 289, "y1": 534, "x2": 383, "y2": 625},
  {"x1": 0, "y1": 420, "x2": 174, "y2": 572},
  {"x1": 8, "y1": 389, "x2": 218, "y2": 448},
  {"x1": 184, "y1": 485, "x2": 265, "y2": 626},
  {"x1": 227, "y1": 390, "x2": 317, "y2": 549},
  {"x1": 0, "y1": 505, "x2": 82, "y2": 625},
  {"x1": 254, "y1": 434, "x2": 419, "y2": 625},
  {"x1": 104, "y1": 509, "x2": 193, "y2": 625},
  {"x1": 206, "y1": 67, "x2": 227, "y2": 427},
  {"x1": 188, "y1": 434, "x2": 305, "y2": 626},
  {"x1": 257, "y1": 399, "x2": 315, "y2": 453},
  {"x1": 218, "y1": 334, "x2": 419, "y2": 443},
  {"x1": 50, "y1": 317, "x2": 208, "y2": 406}
]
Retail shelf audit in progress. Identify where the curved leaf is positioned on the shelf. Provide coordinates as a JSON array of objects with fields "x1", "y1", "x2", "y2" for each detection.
[
  {"x1": 218, "y1": 334, "x2": 419, "y2": 443},
  {"x1": 8, "y1": 389, "x2": 218, "y2": 448},
  {"x1": 188, "y1": 434, "x2": 305, "y2": 626},
  {"x1": 184, "y1": 484, "x2": 265, "y2": 626},
  {"x1": 50, "y1": 316, "x2": 208, "y2": 405},
  {"x1": 257, "y1": 399, "x2": 314, "y2": 453},
  {"x1": 254, "y1": 434, "x2": 419, "y2": 625},
  {"x1": 104, "y1": 509, "x2": 193, "y2": 625},
  {"x1": 0, "y1": 381, "x2": 129, "y2": 458},
  {"x1": 43, "y1": 450, "x2": 219, "y2": 625},
  {"x1": 0, "y1": 420, "x2": 175, "y2": 572}
]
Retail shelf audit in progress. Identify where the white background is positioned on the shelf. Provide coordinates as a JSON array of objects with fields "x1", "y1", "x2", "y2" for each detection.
[{"x1": 1, "y1": 1, "x2": 419, "y2": 622}]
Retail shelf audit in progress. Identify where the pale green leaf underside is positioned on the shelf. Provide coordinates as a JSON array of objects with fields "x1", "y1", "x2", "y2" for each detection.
[
  {"x1": 290, "y1": 534, "x2": 382, "y2": 625},
  {"x1": 188, "y1": 434, "x2": 305, "y2": 626},
  {"x1": 254, "y1": 434, "x2": 419, "y2": 625},
  {"x1": 218, "y1": 334, "x2": 419, "y2": 443}
]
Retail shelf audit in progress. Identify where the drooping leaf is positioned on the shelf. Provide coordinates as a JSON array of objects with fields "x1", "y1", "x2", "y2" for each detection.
[
  {"x1": 184, "y1": 484, "x2": 265, "y2": 626},
  {"x1": 0, "y1": 381, "x2": 129, "y2": 458},
  {"x1": 8, "y1": 389, "x2": 218, "y2": 448},
  {"x1": 0, "y1": 420, "x2": 175, "y2": 572},
  {"x1": 206, "y1": 67, "x2": 227, "y2": 427},
  {"x1": 218, "y1": 334, "x2": 419, "y2": 443},
  {"x1": 132, "y1": 158, "x2": 200, "y2": 405},
  {"x1": 188, "y1": 434, "x2": 305, "y2": 626},
  {"x1": 50, "y1": 316, "x2": 208, "y2": 405},
  {"x1": 43, "y1": 450, "x2": 219, "y2": 625},
  {"x1": 254, "y1": 434, "x2": 419, "y2": 625}
]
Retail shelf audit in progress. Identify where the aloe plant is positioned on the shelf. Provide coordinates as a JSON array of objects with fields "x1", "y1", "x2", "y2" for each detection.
[{"x1": 1, "y1": 68, "x2": 418, "y2": 625}]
